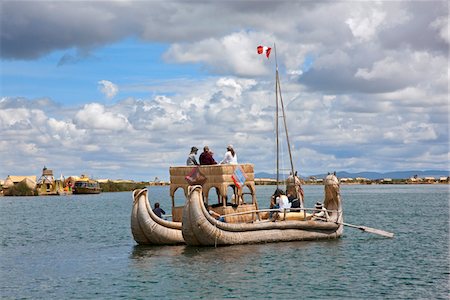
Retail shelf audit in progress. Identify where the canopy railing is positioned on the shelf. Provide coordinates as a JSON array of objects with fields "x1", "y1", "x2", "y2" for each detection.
[{"x1": 211, "y1": 207, "x2": 341, "y2": 222}]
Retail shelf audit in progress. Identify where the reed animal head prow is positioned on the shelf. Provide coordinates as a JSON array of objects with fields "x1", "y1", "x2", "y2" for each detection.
[
  {"x1": 286, "y1": 172, "x2": 302, "y2": 199},
  {"x1": 323, "y1": 172, "x2": 340, "y2": 210},
  {"x1": 133, "y1": 188, "x2": 145, "y2": 204}
]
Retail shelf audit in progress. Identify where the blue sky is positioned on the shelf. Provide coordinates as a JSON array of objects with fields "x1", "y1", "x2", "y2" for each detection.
[
  {"x1": 2, "y1": 39, "x2": 206, "y2": 105},
  {"x1": 1, "y1": 1, "x2": 448, "y2": 181}
]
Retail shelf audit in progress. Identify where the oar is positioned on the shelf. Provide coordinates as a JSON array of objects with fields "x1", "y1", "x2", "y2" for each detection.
[{"x1": 340, "y1": 222, "x2": 394, "y2": 238}]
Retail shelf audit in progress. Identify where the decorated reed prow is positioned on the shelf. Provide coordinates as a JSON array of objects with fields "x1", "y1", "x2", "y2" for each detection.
[{"x1": 131, "y1": 188, "x2": 184, "y2": 245}]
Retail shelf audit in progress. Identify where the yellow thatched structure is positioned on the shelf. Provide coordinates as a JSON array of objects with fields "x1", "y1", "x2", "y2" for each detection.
[
  {"x1": 2, "y1": 175, "x2": 37, "y2": 196},
  {"x1": 169, "y1": 164, "x2": 256, "y2": 221},
  {"x1": 3, "y1": 176, "x2": 37, "y2": 188}
]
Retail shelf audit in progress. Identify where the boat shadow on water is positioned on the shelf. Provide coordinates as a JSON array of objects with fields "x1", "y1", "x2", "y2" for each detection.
[
  {"x1": 130, "y1": 244, "x2": 187, "y2": 260},
  {"x1": 130, "y1": 238, "x2": 344, "y2": 262}
]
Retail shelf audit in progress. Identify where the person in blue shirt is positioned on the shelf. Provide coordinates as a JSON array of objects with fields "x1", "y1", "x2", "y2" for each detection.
[{"x1": 153, "y1": 202, "x2": 166, "y2": 218}]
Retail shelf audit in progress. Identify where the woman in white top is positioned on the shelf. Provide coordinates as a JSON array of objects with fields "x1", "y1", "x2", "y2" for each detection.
[
  {"x1": 220, "y1": 145, "x2": 238, "y2": 164},
  {"x1": 276, "y1": 190, "x2": 291, "y2": 210}
]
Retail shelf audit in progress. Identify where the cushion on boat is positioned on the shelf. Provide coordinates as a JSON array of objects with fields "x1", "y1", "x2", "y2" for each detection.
[{"x1": 279, "y1": 211, "x2": 312, "y2": 221}]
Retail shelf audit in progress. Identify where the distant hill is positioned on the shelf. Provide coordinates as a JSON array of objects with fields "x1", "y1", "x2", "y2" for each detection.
[{"x1": 256, "y1": 170, "x2": 450, "y2": 180}]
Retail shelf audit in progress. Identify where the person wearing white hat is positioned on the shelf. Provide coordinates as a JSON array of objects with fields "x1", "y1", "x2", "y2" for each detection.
[
  {"x1": 219, "y1": 144, "x2": 238, "y2": 165},
  {"x1": 312, "y1": 202, "x2": 329, "y2": 221},
  {"x1": 186, "y1": 146, "x2": 199, "y2": 166}
]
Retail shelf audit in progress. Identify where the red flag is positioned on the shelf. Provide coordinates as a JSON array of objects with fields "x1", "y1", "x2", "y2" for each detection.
[
  {"x1": 257, "y1": 45, "x2": 271, "y2": 58},
  {"x1": 257, "y1": 45, "x2": 263, "y2": 54}
]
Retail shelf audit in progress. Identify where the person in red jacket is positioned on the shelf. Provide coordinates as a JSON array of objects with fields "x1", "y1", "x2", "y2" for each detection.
[
  {"x1": 199, "y1": 145, "x2": 220, "y2": 201},
  {"x1": 199, "y1": 146, "x2": 217, "y2": 165}
]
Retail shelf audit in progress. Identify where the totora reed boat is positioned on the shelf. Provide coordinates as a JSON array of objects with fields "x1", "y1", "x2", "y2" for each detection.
[
  {"x1": 182, "y1": 169, "x2": 343, "y2": 246},
  {"x1": 131, "y1": 164, "x2": 344, "y2": 246}
]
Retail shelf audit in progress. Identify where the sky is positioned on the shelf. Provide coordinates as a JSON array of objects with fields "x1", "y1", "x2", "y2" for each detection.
[{"x1": 0, "y1": 1, "x2": 448, "y2": 181}]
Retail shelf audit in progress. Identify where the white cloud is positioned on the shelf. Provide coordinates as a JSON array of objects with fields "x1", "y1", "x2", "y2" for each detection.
[
  {"x1": 74, "y1": 103, "x2": 130, "y2": 130},
  {"x1": 346, "y1": 5, "x2": 386, "y2": 42},
  {"x1": 164, "y1": 31, "x2": 272, "y2": 77},
  {"x1": 98, "y1": 80, "x2": 119, "y2": 99},
  {"x1": 430, "y1": 16, "x2": 449, "y2": 44},
  {"x1": 216, "y1": 77, "x2": 256, "y2": 98},
  {"x1": 384, "y1": 122, "x2": 438, "y2": 144}
]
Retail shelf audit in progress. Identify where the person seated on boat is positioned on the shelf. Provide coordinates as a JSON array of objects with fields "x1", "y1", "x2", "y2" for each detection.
[
  {"x1": 209, "y1": 210, "x2": 226, "y2": 222},
  {"x1": 186, "y1": 146, "x2": 199, "y2": 166},
  {"x1": 219, "y1": 145, "x2": 238, "y2": 164},
  {"x1": 269, "y1": 190, "x2": 279, "y2": 219},
  {"x1": 199, "y1": 146, "x2": 217, "y2": 165},
  {"x1": 311, "y1": 202, "x2": 329, "y2": 221},
  {"x1": 276, "y1": 189, "x2": 291, "y2": 211},
  {"x1": 287, "y1": 192, "x2": 301, "y2": 211},
  {"x1": 269, "y1": 188, "x2": 291, "y2": 219},
  {"x1": 153, "y1": 202, "x2": 166, "y2": 218}
]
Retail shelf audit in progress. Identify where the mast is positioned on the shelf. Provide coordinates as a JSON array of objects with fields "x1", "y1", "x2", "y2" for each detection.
[
  {"x1": 274, "y1": 43, "x2": 296, "y2": 186},
  {"x1": 275, "y1": 44, "x2": 280, "y2": 187},
  {"x1": 277, "y1": 71, "x2": 295, "y2": 176}
]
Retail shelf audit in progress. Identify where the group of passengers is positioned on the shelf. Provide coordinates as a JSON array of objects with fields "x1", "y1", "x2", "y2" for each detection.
[
  {"x1": 269, "y1": 189, "x2": 300, "y2": 211},
  {"x1": 186, "y1": 145, "x2": 237, "y2": 166},
  {"x1": 270, "y1": 188, "x2": 329, "y2": 221}
]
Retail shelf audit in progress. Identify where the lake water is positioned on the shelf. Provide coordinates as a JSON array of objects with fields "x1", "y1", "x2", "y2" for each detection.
[{"x1": 1, "y1": 184, "x2": 448, "y2": 299}]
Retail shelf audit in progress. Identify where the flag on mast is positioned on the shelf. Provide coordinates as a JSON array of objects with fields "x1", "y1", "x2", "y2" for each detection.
[{"x1": 257, "y1": 45, "x2": 272, "y2": 58}]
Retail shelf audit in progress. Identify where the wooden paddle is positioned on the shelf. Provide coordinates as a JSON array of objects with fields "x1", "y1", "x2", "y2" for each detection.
[{"x1": 341, "y1": 222, "x2": 394, "y2": 238}]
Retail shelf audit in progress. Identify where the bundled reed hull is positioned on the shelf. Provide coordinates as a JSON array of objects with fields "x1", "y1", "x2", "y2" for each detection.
[
  {"x1": 131, "y1": 189, "x2": 184, "y2": 245},
  {"x1": 182, "y1": 185, "x2": 343, "y2": 246}
]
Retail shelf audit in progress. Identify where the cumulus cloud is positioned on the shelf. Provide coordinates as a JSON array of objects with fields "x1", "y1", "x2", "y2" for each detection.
[
  {"x1": 164, "y1": 31, "x2": 272, "y2": 77},
  {"x1": 98, "y1": 80, "x2": 119, "y2": 99},
  {"x1": 430, "y1": 16, "x2": 449, "y2": 44},
  {"x1": 74, "y1": 103, "x2": 130, "y2": 130},
  {"x1": 346, "y1": 6, "x2": 386, "y2": 42}
]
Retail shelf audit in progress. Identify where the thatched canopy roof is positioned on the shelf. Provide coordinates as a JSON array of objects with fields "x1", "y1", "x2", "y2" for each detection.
[{"x1": 4, "y1": 176, "x2": 37, "y2": 187}]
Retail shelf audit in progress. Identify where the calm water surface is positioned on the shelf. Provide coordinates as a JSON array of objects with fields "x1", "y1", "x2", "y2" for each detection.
[{"x1": 1, "y1": 185, "x2": 448, "y2": 299}]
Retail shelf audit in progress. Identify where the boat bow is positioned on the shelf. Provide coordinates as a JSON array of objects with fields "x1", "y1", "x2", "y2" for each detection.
[{"x1": 131, "y1": 188, "x2": 184, "y2": 245}]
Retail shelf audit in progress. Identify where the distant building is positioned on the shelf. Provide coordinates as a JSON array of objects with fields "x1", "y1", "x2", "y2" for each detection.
[
  {"x1": 254, "y1": 178, "x2": 277, "y2": 185},
  {"x1": 340, "y1": 178, "x2": 354, "y2": 183},
  {"x1": 381, "y1": 178, "x2": 393, "y2": 184},
  {"x1": 36, "y1": 167, "x2": 68, "y2": 195},
  {"x1": 423, "y1": 177, "x2": 436, "y2": 184},
  {"x1": 355, "y1": 177, "x2": 371, "y2": 184},
  {"x1": 439, "y1": 177, "x2": 449, "y2": 183}
]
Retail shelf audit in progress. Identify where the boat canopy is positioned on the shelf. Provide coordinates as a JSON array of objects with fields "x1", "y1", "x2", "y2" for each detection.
[{"x1": 169, "y1": 164, "x2": 256, "y2": 206}]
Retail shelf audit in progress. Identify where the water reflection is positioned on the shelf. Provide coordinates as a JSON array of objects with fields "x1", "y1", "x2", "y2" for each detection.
[
  {"x1": 130, "y1": 238, "x2": 343, "y2": 263},
  {"x1": 130, "y1": 244, "x2": 187, "y2": 259}
]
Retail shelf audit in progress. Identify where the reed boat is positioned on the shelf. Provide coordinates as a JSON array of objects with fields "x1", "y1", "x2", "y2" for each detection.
[
  {"x1": 131, "y1": 188, "x2": 184, "y2": 245},
  {"x1": 131, "y1": 164, "x2": 255, "y2": 245},
  {"x1": 182, "y1": 168, "x2": 343, "y2": 246},
  {"x1": 72, "y1": 175, "x2": 101, "y2": 194}
]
